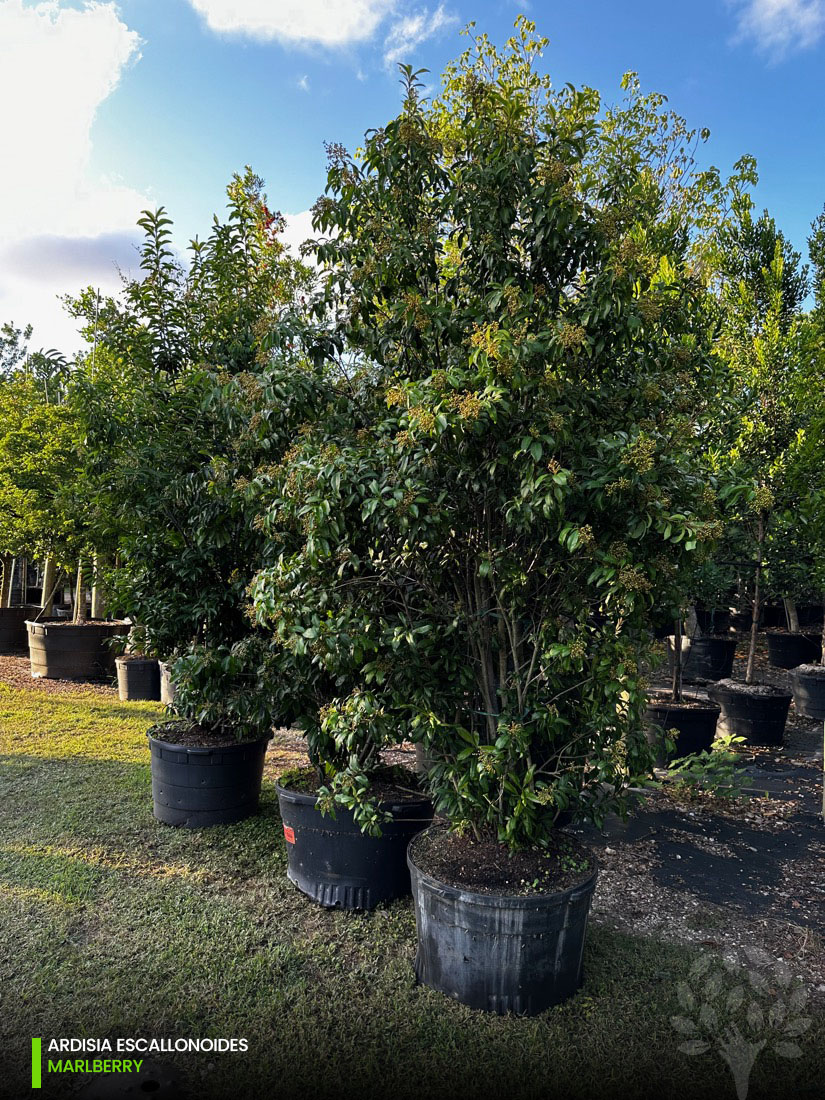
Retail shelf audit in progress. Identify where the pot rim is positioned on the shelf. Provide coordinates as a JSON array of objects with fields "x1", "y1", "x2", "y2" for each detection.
[
  {"x1": 148, "y1": 731, "x2": 273, "y2": 755},
  {"x1": 406, "y1": 823, "x2": 598, "y2": 909},
  {"x1": 764, "y1": 628, "x2": 820, "y2": 639},
  {"x1": 25, "y1": 618, "x2": 128, "y2": 631},
  {"x1": 275, "y1": 780, "x2": 432, "y2": 815},
  {"x1": 790, "y1": 663, "x2": 825, "y2": 677},
  {"x1": 646, "y1": 692, "x2": 721, "y2": 714},
  {"x1": 707, "y1": 680, "x2": 792, "y2": 702}
]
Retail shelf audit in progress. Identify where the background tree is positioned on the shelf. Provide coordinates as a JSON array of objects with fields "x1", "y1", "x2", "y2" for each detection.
[
  {"x1": 71, "y1": 170, "x2": 325, "y2": 739},
  {"x1": 714, "y1": 208, "x2": 811, "y2": 683}
]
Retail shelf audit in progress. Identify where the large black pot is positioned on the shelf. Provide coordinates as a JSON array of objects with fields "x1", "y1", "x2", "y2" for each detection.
[
  {"x1": 789, "y1": 664, "x2": 825, "y2": 721},
  {"x1": 797, "y1": 604, "x2": 824, "y2": 630},
  {"x1": 760, "y1": 604, "x2": 785, "y2": 629},
  {"x1": 408, "y1": 827, "x2": 597, "y2": 1015},
  {"x1": 730, "y1": 609, "x2": 756, "y2": 632},
  {"x1": 276, "y1": 783, "x2": 433, "y2": 910},
  {"x1": 667, "y1": 635, "x2": 736, "y2": 682},
  {"x1": 0, "y1": 605, "x2": 41, "y2": 652},
  {"x1": 707, "y1": 680, "x2": 792, "y2": 747},
  {"x1": 644, "y1": 694, "x2": 720, "y2": 764},
  {"x1": 694, "y1": 607, "x2": 732, "y2": 636},
  {"x1": 116, "y1": 656, "x2": 161, "y2": 701},
  {"x1": 26, "y1": 619, "x2": 125, "y2": 680},
  {"x1": 149, "y1": 732, "x2": 270, "y2": 827},
  {"x1": 764, "y1": 630, "x2": 820, "y2": 670}
]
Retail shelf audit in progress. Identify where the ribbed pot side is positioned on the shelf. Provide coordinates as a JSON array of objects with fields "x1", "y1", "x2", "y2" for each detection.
[{"x1": 408, "y1": 828, "x2": 598, "y2": 1015}]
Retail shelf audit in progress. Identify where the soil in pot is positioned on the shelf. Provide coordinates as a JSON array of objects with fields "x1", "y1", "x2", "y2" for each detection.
[
  {"x1": 0, "y1": 605, "x2": 41, "y2": 653},
  {"x1": 148, "y1": 720, "x2": 270, "y2": 828},
  {"x1": 706, "y1": 679, "x2": 792, "y2": 747},
  {"x1": 789, "y1": 663, "x2": 825, "y2": 721},
  {"x1": 408, "y1": 826, "x2": 597, "y2": 1015},
  {"x1": 116, "y1": 655, "x2": 161, "y2": 701},
  {"x1": 644, "y1": 693, "x2": 720, "y2": 765},
  {"x1": 764, "y1": 629, "x2": 821, "y2": 670},
  {"x1": 26, "y1": 618, "x2": 127, "y2": 680},
  {"x1": 277, "y1": 765, "x2": 433, "y2": 910},
  {"x1": 667, "y1": 634, "x2": 736, "y2": 682}
]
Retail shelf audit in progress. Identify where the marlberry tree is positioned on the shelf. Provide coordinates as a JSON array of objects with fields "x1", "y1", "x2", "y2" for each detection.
[{"x1": 251, "y1": 21, "x2": 741, "y2": 845}]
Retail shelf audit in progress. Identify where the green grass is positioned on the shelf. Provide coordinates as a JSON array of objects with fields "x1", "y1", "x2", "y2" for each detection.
[{"x1": 0, "y1": 683, "x2": 822, "y2": 1099}]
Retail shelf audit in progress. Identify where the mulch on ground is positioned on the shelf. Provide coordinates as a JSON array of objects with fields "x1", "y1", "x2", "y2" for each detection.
[{"x1": 587, "y1": 635, "x2": 825, "y2": 1001}]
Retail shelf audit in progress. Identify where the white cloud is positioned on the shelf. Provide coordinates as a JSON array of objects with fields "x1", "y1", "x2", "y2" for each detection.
[
  {"x1": 187, "y1": 0, "x2": 396, "y2": 47},
  {"x1": 0, "y1": 0, "x2": 149, "y2": 353},
  {"x1": 733, "y1": 0, "x2": 825, "y2": 58},
  {"x1": 383, "y1": 4, "x2": 456, "y2": 69},
  {"x1": 297, "y1": 73, "x2": 310, "y2": 91}
]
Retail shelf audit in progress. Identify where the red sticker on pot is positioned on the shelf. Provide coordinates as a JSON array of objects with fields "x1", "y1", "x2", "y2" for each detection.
[{"x1": 283, "y1": 826, "x2": 295, "y2": 844}]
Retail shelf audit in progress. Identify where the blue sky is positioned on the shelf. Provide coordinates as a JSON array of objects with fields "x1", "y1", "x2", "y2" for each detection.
[{"x1": 2, "y1": 0, "x2": 824, "y2": 352}]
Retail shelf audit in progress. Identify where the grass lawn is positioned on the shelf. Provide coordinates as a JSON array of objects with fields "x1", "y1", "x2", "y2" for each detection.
[{"x1": 0, "y1": 682, "x2": 822, "y2": 1099}]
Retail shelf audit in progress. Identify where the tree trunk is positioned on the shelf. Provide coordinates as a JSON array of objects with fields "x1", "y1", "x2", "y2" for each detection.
[
  {"x1": 671, "y1": 618, "x2": 683, "y2": 703},
  {"x1": 40, "y1": 557, "x2": 57, "y2": 616},
  {"x1": 745, "y1": 511, "x2": 766, "y2": 686},
  {"x1": 783, "y1": 597, "x2": 800, "y2": 634},
  {"x1": 90, "y1": 554, "x2": 105, "y2": 620},
  {"x1": 73, "y1": 561, "x2": 87, "y2": 624},
  {"x1": 0, "y1": 555, "x2": 14, "y2": 608}
]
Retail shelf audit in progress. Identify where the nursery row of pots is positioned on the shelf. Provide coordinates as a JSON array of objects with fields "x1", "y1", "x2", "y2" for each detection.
[
  {"x1": 147, "y1": 726, "x2": 596, "y2": 1016},
  {"x1": 0, "y1": 609, "x2": 177, "y2": 702},
  {"x1": 648, "y1": 661, "x2": 825, "y2": 757}
]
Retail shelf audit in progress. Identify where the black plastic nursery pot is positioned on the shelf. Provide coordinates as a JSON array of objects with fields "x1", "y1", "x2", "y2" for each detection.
[
  {"x1": 707, "y1": 679, "x2": 792, "y2": 747},
  {"x1": 764, "y1": 630, "x2": 821, "y2": 670},
  {"x1": 644, "y1": 693, "x2": 720, "y2": 763},
  {"x1": 0, "y1": 605, "x2": 40, "y2": 652},
  {"x1": 789, "y1": 664, "x2": 825, "y2": 721},
  {"x1": 26, "y1": 619, "x2": 126, "y2": 680},
  {"x1": 276, "y1": 782, "x2": 433, "y2": 910},
  {"x1": 407, "y1": 827, "x2": 598, "y2": 1015},
  {"x1": 667, "y1": 634, "x2": 736, "y2": 682},
  {"x1": 149, "y1": 732, "x2": 270, "y2": 827},
  {"x1": 730, "y1": 608, "x2": 755, "y2": 632},
  {"x1": 694, "y1": 607, "x2": 732, "y2": 636},
  {"x1": 116, "y1": 656, "x2": 161, "y2": 701},
  {"x1": 797, "y1": 603, "x2": 825, "y2": 629}
]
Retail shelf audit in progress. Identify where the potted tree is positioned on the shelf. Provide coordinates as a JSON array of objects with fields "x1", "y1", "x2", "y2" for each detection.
[
  {"x1": 272, "y1": 691, "x2": 434, "y2": 910},
  {"x1": 0, "y1": 344, "x2": 126, "y2": 679},
  {"x1": 72, "y1": 172, "x2": 326, "y2": 824},
  {"x1": 785, "y1": 208, "x2": 825, "y2": 720},
  {"x1": 0, "y1": 556, "x2": 40, "y2": 652},
  {"x1": 115, "y1": 626, "x2": 161, "y2": 701},
  {"x1": 0, "y1": 340, "x2": 72, "y2": 652},
  {"x1": 707, "y1": 211, "x2": 806, "y2": 745},
  {"x1": 649, "y1": 613, "x2": 721, "y2": 764},
  {"x1": 147, "y1": 641, "x2": 279, "y2": 826},
  {"x1": 760, "y1": 515, "x2": 820, "y2": 667},
  {"x1": 264, "y1": 21, "x2": 744, "y2": 1008}
]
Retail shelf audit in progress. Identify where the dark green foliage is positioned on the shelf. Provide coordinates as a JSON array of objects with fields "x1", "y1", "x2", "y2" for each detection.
[{"x1": 252, "y1": 24, "x2": 731, "y2": 846}]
